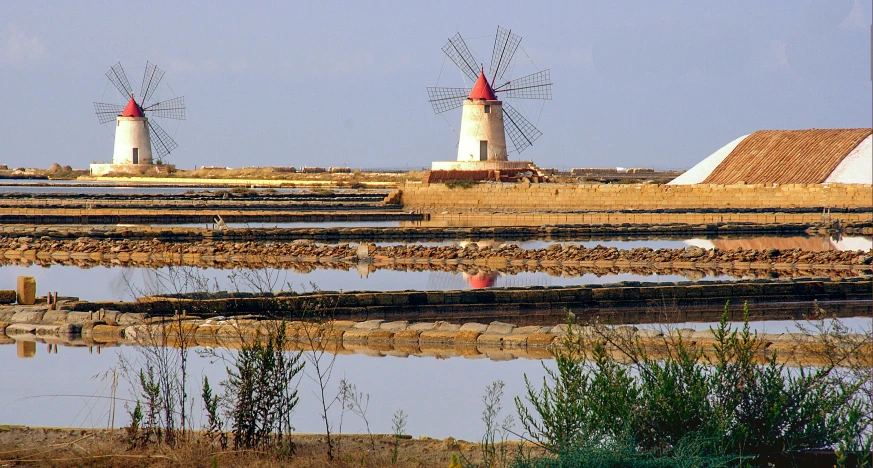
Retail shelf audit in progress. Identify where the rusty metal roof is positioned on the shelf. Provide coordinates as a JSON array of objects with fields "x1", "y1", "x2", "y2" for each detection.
[{"x1": 702, "y1": 128, "x2": 872, "y2": 185}]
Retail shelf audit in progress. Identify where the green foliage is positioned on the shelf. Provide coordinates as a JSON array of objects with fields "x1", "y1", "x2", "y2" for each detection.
[
  {"x1": 202, "y1": 376, "x2": 227, "y2": 449},
  {"x1": 514, "y1": 305, "x2": 872, "y2": 466},
  {"x1": 391, "y1": 409, "x2": 408, "y2": 464},
  {"x1": 125, "y1": 400, "x2": 143, "y2": 448},
  {"x1": 444, "y1": 179, "x2": 478, "y2": 189},
  {"x1": 138, "y1": 366, "x2": 164, "y2": 445},
  {"x1": 223, "y1": 321, "x2": 304, "y2": 454}
]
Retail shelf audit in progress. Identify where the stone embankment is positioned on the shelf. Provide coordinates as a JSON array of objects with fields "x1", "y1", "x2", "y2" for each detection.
[
  {"x1": 0, "y1": 209, "x2": 422, "y2": 225},
  {"x1": 397, "y1": 182, "x2": 873, "y2": 211},
  {"x1": 1, "y1": 306, "x2": 868, "y2": 367},
  {"x1": 1, "y1": 221, "x2": 868, "y2": 243},
  {"x1": 0, "y1": 237, "x2": 870, "y2": 278},
  {"x1": 0, "y1": 192, "x2": 390, "y2": 211},
  {"x1": 0, "y1": 237, "x2": 873, "y2": 266},
  {"x1": 15, "y1": 277, "x2": 864, "y2": 324}
]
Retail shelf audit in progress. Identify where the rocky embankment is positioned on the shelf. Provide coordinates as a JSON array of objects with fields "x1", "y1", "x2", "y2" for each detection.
[
  {"x1": 2, "y1": 236, "x2": 871, "y2": 263},
  {"x1": 0, "y1": 237, "x2": 869, "y2": 278},
  {"x1": 1, "y1": 305, "x2": 869, "y2": 367},
  {"x1": 0, "y1": 221, "x2": 869, "y2": 242}
]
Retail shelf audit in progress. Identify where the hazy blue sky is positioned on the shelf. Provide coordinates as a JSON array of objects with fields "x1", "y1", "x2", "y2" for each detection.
[{"x1": 1, "y1": 1, "x2": 870, "y2": 170}]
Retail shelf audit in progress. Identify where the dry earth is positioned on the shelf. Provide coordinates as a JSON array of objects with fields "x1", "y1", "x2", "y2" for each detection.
[{"x1": 0, "y1": 426, "x2": 538, "y2": 467}]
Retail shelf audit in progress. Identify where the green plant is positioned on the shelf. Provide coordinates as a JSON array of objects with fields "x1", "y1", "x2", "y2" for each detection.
[
  {"x1": 391, "y1": 409, "x2": 408, "y2": 464},
  {"x1": 513, "y1": 307, "x2": 873, "y2": 466},
  {"x1": 125, "y1": 400, "x2": 143, "y2": 448},
  {"x1": 223, "y1": 320, "x2": 303, "y2": 454},
  {"x1": 444, "y1": 179, "x2": 478, "y2": 189},
  {"x1": 202, "y1": 376, "x2": 226, "y2": 449}
]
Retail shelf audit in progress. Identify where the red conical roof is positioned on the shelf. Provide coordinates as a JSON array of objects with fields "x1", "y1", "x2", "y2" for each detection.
[
  {"x1": 468, "y1": 67, "x2": 497, "y2": 100},
  {"x1": 121, "y1": 96, "x2": 144, "y2": 118}
]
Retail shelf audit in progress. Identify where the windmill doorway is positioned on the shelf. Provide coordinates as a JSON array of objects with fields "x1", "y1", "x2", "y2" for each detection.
[
  {"x1": 479, "y1": 141, "x2": 487, "y2": 161},
  {"x1": 132, "y1": 148, "x2": 139, "y2": 164}
]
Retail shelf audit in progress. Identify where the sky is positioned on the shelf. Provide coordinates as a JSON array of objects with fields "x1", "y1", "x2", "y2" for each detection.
[{"x1": 0, "y1": 1, "x2": 870, "y2": 171}]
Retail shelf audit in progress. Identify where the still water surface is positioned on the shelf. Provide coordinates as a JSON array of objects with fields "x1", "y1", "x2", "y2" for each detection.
[
  {"x1": 0, "y1": 344, "x2": 550, "y2": 441},
  {"x1": 0, "y1": 265, "x2": 711, "y2": 301}
]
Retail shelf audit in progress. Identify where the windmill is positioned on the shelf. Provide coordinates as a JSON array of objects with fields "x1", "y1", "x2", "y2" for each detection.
[
  {"x1": 427, "y1": 26, "x2": 551, "y2": 166},
  {"x1": 93, "y1": 62, "x2": 185, "y2": 168}
]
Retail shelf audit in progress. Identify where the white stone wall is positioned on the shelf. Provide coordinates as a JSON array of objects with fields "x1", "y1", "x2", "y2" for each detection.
[
  {"x1": 112, "y1": 117, "x2": 153, "y2": 165},
  {"x1": 456, "y1": 100, "x2": 508, "y2": 162}
]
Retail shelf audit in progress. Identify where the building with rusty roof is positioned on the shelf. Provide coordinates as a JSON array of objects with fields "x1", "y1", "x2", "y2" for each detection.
[{"x1": 670, "y1": 128, "x2": 872, "y2": 185}]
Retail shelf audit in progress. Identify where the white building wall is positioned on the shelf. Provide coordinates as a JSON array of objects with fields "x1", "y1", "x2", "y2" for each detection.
[
  {"x1": 112, "y1": 116, "x2": 153, "y2": 165},
  {"x1": 824, "y1": 135, "x2": 872, "y2": 184},
  {"x1": 456, "y1": 100, "x2": 508, "y2": 162}
]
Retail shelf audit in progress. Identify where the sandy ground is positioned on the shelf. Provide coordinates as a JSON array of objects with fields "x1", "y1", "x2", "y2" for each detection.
[{"x1": 0, "y1": 426, "x2": 539, "y2": 467}]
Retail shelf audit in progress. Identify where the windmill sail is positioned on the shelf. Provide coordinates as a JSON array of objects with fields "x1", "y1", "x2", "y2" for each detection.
[
  {"x1": 494, "y1": 69, "x2": 552, "y2": 100},
  {"x1": 106, "y1": 62, "x2": 134, "y2": 98},
  {"x1": 426, "y1": 87, "x2": 470, "y2": 114},
  {"x1": 442, "y1": 33, "x2": 479, "y2": 83},
  {"x1": 489, "y1": 26, "x2": 521, "y2": 82},
  {"x1": 140, "y1": 61, "x2": 166, "y2": 104},
  {"x1": 147, "y1": 119, "x2": 178, "y2": 158},
  {"x1": 93, "y1": 102, "x2": 124, "y2": 124},
  {"x1": 144, "y1": 96, "x2": 186, "y2": 120},
  {"x1": 503, "y1": 102, "x2": 542, "y2": 153}
]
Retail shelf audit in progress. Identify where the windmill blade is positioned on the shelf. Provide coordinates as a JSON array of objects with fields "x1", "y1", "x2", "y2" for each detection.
[
  {"x1": 144, "y1": 96, "x2": 186, "y2": 120},
  {"x1": 93, "y1": 102, "x2": 124, "y2": 124},
  {"x1": 426, "y1": 87, "x2": 470, "y2": 114},
  {"x1": 441, "y1": 33, "x2": 479, "y2": 82},
  {"x1": 148, "y1": 119, "x2": 179, "y2": 158},
  {"x1": 140, "y1": 61, "x2": 166, "y2": 104},
  {"x1": 503, "y1": 102, "x2": 542, "y2": 154},
  {"x1": 489, "y1": 26, "x2": 521, "y2": 82},
  {"x1": 106, "y1": 62, "x2": 134, "y2": 98},
  {"x1": 494, "y1": 69, "x2": 552, "y2": 100}
]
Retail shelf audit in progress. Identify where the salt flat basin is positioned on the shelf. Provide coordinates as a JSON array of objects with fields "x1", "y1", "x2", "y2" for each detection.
[{"x1": 0, "y1": 264, "x2": 713, "y2": 302}]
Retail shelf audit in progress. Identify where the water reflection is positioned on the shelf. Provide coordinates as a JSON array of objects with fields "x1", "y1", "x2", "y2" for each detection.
[
  {"x1": 0, "y1": 264, "x2": 711, "y2": 302},
  {"x1": 0, "y1": 344, "x2": 550, "y2": 440}
]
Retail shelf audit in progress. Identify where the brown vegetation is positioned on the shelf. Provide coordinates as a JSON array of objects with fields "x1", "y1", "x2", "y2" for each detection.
[{"x1": 0, "y1": 428, "x2": 507, "y2": 467}]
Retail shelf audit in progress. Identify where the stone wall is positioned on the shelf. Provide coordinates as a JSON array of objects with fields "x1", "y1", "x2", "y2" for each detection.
[
  {"x1": 398, "y1": 182, "x2": 873, "y2": 212},
  {"x1": 1, "y1": 308, "x2": 868, "y2": 367},
  {"x1": 61, "y1": 277, "x2": 873, "y2": 324}
]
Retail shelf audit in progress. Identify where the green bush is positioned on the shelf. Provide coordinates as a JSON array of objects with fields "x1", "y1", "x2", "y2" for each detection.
[
  {"x1": 221, "y1": 321, "x2": 304, "y2": 454},
  {"x1": 514, "y1": 304, "x2": 872, "y2": 466},
  {"x1": 445, "y1": 179, "x2": 479, "y2": 189}
]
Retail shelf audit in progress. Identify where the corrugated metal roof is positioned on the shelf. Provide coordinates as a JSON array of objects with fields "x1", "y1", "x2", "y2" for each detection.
[{"x1": 702, "y1": 128, "x2": 872, "y2": 185}]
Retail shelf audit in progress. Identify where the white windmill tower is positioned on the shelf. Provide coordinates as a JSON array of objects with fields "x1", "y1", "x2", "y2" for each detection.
[
  {"x1": 427, "y1": 27, "x2": 552, "y2": 171},
  {"x1": 91, "y1": 62, "x2": 185, "y2": 175}
]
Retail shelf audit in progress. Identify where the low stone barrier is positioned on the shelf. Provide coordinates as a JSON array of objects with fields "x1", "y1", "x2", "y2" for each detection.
[
  {"x1": 0, "y1": 210, "x2": 423, "y2": 225},
  {"x1": 0, "y1": 238, "x2": 869, "y2": 278},
  {"x1": 45, "y1": 277, "x2": 873, "y2": 324},
  {"x1": 0, "y1": 221, "x2": 869, "y2": 242},
  {"x1": 1, "y1": 312, "x2": 867, "y2": 367},
  {"x1": 399, "y1": 182, "x2": 873, "y2": 211}
]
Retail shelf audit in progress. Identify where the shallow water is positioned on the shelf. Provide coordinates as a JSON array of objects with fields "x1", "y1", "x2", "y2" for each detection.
[
  {"x1": 0, "y1": 264, "x2": 710, "y2": 301},
  {"x1": 0, "y1": 344, "x2": 550, "y2": 441}
]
